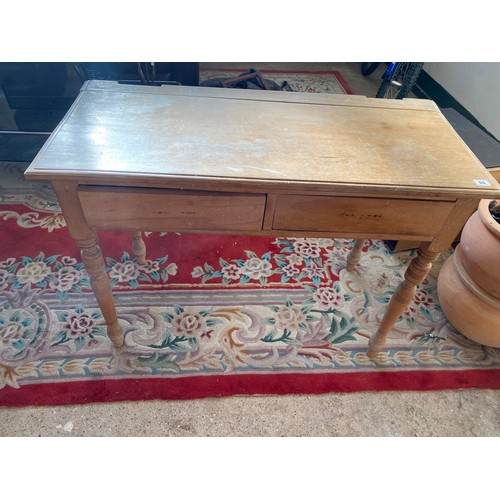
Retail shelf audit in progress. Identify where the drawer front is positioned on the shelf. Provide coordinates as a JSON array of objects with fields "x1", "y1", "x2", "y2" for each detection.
[
  {"x1": 79, "y1": 186, "x2": 266, "y2": 232},
  {"x1": 272, "y1": 195, "x2": 454, "y2": 237}
]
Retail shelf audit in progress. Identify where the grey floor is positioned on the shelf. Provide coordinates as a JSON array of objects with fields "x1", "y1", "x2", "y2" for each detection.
[{"x1": 1, "y1": 63, "x2": 499, "y2": 437}]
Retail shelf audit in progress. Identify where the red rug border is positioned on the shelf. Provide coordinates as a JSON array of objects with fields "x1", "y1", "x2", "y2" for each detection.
[
  {"x1": 199, "y1": 67, "x2": 354, "y2": 95},
  {"x1": 1, "y1": 369, "x2": 499, "y2": 407}
]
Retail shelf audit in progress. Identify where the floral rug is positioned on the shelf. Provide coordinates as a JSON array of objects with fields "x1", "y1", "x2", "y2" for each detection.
[{"x1": 1, "y1": 70, "x2": 499, "y2": 406}]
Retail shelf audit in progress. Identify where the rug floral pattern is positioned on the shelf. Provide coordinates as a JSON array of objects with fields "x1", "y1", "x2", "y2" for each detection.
[{"x1": 1, "y1": 160, "x2": 500, "y2": 393}]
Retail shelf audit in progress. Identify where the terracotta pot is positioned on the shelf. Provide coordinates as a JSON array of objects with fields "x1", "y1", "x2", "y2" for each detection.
[
  {"x1": 437, "y1": 246, "x2": 500, "y2": 348},
  {"x1": 460, "y1": 199, "x2": 500, "y2": 300}
]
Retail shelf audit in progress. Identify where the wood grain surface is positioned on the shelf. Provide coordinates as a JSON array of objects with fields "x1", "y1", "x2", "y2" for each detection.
[
  {"x1": 272, "y1": 195, "x2": 455, "y2": 237},
  {"x1": 25, "y1": 81, "x2": 500, "y2": 198},
  {"x1": 78, "y1": 186, "x2": 266, "y2": 232}
]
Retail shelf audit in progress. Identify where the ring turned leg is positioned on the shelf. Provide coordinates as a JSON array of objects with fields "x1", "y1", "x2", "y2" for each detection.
[
  {"x1": 367, "y1": 243, "x2": 440, "y2": 359},
  {"x1": 53, "y1": 181, "x2": 124, "y2": 348},
  {"x1": 346, "y1": 239, "x2": 365, "y2": 271},
  {"x1": 79, "y1": 233, "x2": 124, "y2": 347},
  {"x1": 131, "y1": 231, "x2": 147, "y2": 264}
]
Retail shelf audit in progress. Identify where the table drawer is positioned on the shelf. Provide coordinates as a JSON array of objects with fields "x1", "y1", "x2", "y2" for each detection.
[
  {"x1": 78, "y1": 186, "x2": 266, "y2": 232},
  {"x1": 272, "y1": 195, "x2": 455, "y2": 237}
]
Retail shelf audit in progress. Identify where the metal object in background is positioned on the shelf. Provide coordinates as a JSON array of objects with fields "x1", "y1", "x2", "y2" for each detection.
[{"x1": 361, "y1": 62, "x2": 424, "y2": 99}]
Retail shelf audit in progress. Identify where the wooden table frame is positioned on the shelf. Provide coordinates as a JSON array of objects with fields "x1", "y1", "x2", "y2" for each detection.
[{"x1": 25, "y1": 81, "x2": 500, "y2": 359}]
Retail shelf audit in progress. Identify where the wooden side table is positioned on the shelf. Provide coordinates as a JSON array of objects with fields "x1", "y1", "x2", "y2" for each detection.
[{"x1": 25, "y1": 81, "x2": 500, "y2": 358}]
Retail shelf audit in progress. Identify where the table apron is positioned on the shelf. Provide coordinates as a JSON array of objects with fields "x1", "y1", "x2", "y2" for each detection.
[
  {"x1": 78, "y1": 185, "x2": 266, "y2": 232},
  {"x1": 78, "y1": 185, "x2": 456, "y2": 240},
  {"x1": 272, "y1": 194, "x2": 455, "y2": 237}
]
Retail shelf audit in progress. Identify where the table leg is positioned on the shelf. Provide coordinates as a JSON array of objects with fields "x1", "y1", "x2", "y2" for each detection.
[
  {"x1": 346, "y1": 239, "x2": 365, "y2": 271},
  {"x1": 52, "y1": 181, "x2": 124, "y2": 348},
  {"x1": 131, "y1": 231, "x2": 147, "y2": 264},
  {"x1": 367, "y1": 242, "x2": 440, "y2": 359},
  {"x1": 79, "y1": 232, "x2": 124, "y2": 348}
]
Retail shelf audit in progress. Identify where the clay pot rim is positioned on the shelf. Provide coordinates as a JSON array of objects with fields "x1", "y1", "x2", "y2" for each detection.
[{"x1": 478, "y1": 199, "x2": 500, "y2": 237}]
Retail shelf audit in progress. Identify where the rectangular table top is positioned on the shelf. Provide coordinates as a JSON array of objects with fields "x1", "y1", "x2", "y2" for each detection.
[{"x1": 25, "y1": 80, "x2": 500, "y2": 199}]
